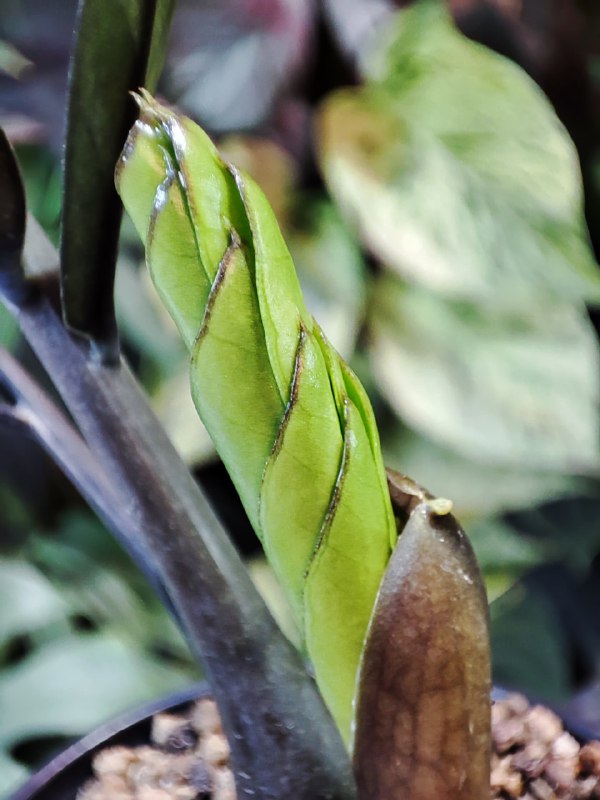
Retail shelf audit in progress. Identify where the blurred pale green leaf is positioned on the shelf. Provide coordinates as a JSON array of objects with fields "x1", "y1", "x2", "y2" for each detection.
[
  {"x1": 0, "y1": 40, "x2": 31, "y2": 78},
  {"x1": 62, "y1": 565, "x2": 156, "y2": 634},
  {"x1": 0, "y1": 561, "x2": 68, "y2": 648},
  {"x1": 290, "y1": 199, "x2": 366, "y2": 360},
  {"x1": 115, "y1": 255, "x2": 185, "y2": 375},
  {"x1": 153, "y1": 365, "x2": 215, "y2": 466},
  {"x1": 0, "y1": 752, "x2": 28, "y2": 799},
  {"x1": 0, "y1": 633, "x2": 195, "y2": 750},
  {"x1": 26, "y1": 518, "x2": 189, "y2": 661},
  {"x1": 0, "y1": 514, "x2": 195, "y2": 794},
  {"x1": 318, "y1": 1, "x2": 600, "y2": 310},
  {"x1": 115, "y1": 255, "x2": 217, "y2": 464},
  {"x1": 371, "y1": 277, "x2": 600, "y2": 471},
  {"x1": 247, "y1": 557, "x2": 300, "y2": 650},
  {"x1": 382, "y1": 424, "x2": 585, "y2": 521}
]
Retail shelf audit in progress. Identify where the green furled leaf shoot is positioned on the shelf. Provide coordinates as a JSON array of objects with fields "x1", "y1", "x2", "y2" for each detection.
[{"x1": 116, "y1": 93, "x2": 396, "y2": 742}]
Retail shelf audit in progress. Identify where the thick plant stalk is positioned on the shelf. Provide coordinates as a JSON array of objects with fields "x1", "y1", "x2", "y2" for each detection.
[
  {"x1": 116, "y1": 93, "x2": 397, "y2": 741},
  {"x1": 0, "y1": 132, "x2": 357, "y2": 800},
  {"x1": 0, "y1": 346, "x2": 174, "y2": 613},
  {"x1": 353, "y1": 469, "x2": 491, "y2": 799},
  {"x1": 8, "y1": 285, "x2": 357, "y2": 800},
  {"x1": 61, "y1": 0, "x2": 176, "y2": 354}
]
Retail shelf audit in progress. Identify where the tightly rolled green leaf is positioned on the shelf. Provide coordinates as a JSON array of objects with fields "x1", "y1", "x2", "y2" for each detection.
[{"x1": 116, "y1": 93, "x2": 396, "y2": 742}]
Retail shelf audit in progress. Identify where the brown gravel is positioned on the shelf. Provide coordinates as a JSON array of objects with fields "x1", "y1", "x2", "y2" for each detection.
[
  {"x1": 491, "y1": 694, "x2": 600, "y2": 799},
  {"x1": 78, "y1": 693, "x2": 600, "y2": 800},
  {"x1": 78, "y1": 698, "x2": 234, "y2": 800}
]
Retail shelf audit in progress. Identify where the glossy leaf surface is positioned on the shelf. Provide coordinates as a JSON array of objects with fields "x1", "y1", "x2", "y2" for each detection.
[{"x1": 116, "y1": 95, "x2": 396, "y2": 741}]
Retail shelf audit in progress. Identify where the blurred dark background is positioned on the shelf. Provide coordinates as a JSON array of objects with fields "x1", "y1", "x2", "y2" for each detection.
[{"x1": 2, "y1": 0, "x2": 600, "y2": 793}]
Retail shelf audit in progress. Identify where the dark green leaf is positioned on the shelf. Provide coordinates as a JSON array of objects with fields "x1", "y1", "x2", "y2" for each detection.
[
  {"x1": 60, "y1": 0, "x2": 176, "y2": 355},
  {"x1": 506, "y1": 494, "x2": 600, "y2": 574},
  {"x1": 490, "y1": 580, "x2": 571, "y2": 701},
  {"x1": 0, "y1": 129, "x2": 27, "y2": 304},
  {"x1": 486, "y1": 494, "x2": 600, "y2": 697},
  {"x1": 0, "y1": 299, "x2": 19, "y2": 349},
  {"x1": 467, "y1": 517, "x2": 546, "y2": 600},
  {"x1": 14, "y1": 145, "x2": 61, "y2": 243}
]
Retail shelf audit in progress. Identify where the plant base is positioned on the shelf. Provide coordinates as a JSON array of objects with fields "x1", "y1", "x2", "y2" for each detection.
[{"x1": 12, "y1": 689, "x2": 600, "y2": 800}]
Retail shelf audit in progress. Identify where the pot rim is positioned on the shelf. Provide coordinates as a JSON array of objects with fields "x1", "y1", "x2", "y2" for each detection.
[
  {"x1": 9, "y1": 681, "x2": 209, "y2": 800},
  {"x1": 10, "y1": 683, "x2": 598, "y2": 800}
]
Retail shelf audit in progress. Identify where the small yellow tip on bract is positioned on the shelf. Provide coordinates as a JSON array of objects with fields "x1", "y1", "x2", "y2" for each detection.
[{"x1": 427, "y1": 497, "x2": 453, "y2": 516}]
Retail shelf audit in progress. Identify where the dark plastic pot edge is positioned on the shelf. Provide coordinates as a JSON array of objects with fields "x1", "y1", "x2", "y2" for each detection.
[
  {"x1": 9, "y1": 684, "x2": 599, "y2": 800},
  {"x1": 8, "y1": 682, "x2": 209, "y2": 800}
]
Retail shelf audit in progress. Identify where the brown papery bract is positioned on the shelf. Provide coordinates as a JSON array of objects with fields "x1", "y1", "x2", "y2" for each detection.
[{"x1": 353, "y1": 471, "x2": 491, "y2": 800}]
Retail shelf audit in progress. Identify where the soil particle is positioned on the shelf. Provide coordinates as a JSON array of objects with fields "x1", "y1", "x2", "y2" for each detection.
[
  {"x1": 78, "y1": 693, "x2": 600, "y2": 800},
  {"x1": 580, "y1": 743, "x2": 600, "y2": 777},
  {"x1": 152, "y1": 714, "x2": 198, "y2": 753},
  {"x1": 78, "y1": 700, "x2": 223, "y2": 800},
  {"x1": 491, "y1": 694, "x2": 600, "y2": 799}
]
